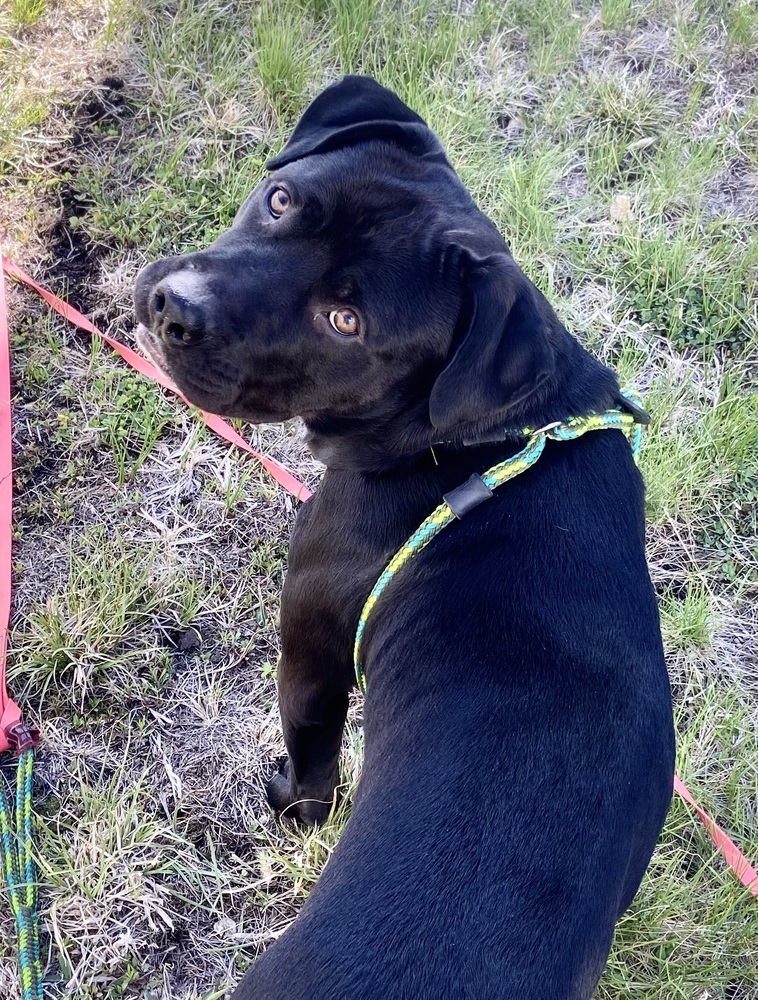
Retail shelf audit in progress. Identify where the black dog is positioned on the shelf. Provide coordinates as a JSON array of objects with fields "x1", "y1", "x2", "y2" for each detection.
[{"x1": 134, "y1": 76, "x2": 674, "y2": 1000}]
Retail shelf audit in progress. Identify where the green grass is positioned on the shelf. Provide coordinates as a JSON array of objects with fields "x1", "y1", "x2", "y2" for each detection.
[
  {"x1": 9, "y1": 528, "x2": 200, "y2": 711},
  {"x1": 86, "y1": 361, "x2": 177, "y2": 485},
  {"x1": 659, "y1": 579, "x2": 713, "y2": 651},
  {"x1": 254, "y1": 5, "x2": 313, "y2": 117},
  {"x1": 0, "y1": 0, "x2": 757, "y2": 997},
  {"x1": 599, "y1": 0, "x2": 643, "y2": 32},
  {"x1": 723, "y1": 0, "x2": 758, "y2": 56},
  {"x1": 7, "y1": 0, "x2": 48, "y2": 30}
]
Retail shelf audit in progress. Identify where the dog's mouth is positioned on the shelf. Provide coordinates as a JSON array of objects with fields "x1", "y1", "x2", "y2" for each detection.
[
  {"x1": 134, "y1": 322, "x2": 248, "y2": 417},
  {"x1": 135, "y1": 323, "x2": 173, "y2": 379}
]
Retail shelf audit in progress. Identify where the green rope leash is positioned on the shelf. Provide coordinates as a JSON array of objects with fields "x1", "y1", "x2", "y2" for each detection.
[
  {"x1": 0, "y1": 746, "x2": 43, "y2": 1000},
  {"x1": 354, "y1": 393, "x2": 647, "y2": 693}
]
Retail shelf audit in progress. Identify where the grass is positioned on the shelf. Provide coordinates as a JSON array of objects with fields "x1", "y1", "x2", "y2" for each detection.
[
  {"x1": 11, "y1": 528, "x2": 194, "y2": 711},
  {"x1": 0, "y1": 0, "x2": 756, "y2": 997},
  {"x1": 6, "y1": 0, "x2": 49, "y2": 31}
]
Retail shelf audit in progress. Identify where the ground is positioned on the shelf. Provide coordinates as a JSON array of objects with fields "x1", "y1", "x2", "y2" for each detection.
[{"x1": 0, "y1": 0, "x2": 757, "y2": 997}]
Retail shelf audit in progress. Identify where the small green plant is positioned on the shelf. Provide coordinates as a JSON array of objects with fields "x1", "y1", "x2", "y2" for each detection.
[
  {"x1": 254, "y1": 5, "x2": 312, "y2": 118},
  {"x1": 660, "y1": 581, "x2": 713, "y2": 652},
  {"x1": 502, "y1": 0, "x2": 583, "y2": 71},
  {"x1": 9, "y1": 0, "x2": 48, "y2": 29},
  {"x1": 600, "y1": 0, "x2": 639, "y2": 31},
  {"x1": 617, "y1": 224, "x2": 754, "y2": 352},
  {"x1": 88, "y1": 366, "x2": 176, "y2": 484},
  {"x1": 331, "y1": 0, "x2": 378, "y2": 71},
  {"x1": 587, "y1": 72, "x2": 673, "y2": 143},
  {"x1": 10, "y1": 531, "x2": 171, "y2": 708},
  {"x1": 723, "y1": 0, "x2": 758, "y2": 55}
]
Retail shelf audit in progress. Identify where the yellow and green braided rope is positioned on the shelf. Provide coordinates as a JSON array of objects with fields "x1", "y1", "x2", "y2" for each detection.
[
  {"x1": 353, "y1": 394, "x2": 645, "y2": 693},
  {"x1": 0, "y1": 749, "x2": 43, "y2": 1000}
]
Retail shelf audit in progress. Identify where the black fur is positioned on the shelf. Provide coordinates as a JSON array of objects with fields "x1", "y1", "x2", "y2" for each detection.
[{"x1": 134, "y1": 75, "x2": 674, "y2": 1000}]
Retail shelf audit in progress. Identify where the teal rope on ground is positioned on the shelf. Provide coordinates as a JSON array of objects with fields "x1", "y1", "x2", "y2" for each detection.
[
  {"x1": 0, "y1": 749, "x2": 43, "y2": 1000},
  {"x1": 354, "y1": 393, "x2": 647, "y2": 692}
]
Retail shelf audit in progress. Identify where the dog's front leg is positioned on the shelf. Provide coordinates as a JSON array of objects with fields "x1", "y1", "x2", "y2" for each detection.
[
  {"x1": 267, "y1": 666, "x2": 349, "y2": 825},
  {"x1": 265, "y1": 494, "x2": 364, "y2": 826},
  {"x1": 266, "y1": 657, "x2": 350, "y2": 825}
]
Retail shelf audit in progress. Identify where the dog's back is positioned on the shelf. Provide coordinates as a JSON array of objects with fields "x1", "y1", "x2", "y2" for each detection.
[{"x1": 238, "y1": 430, "x2": 674, "y2": 1000}]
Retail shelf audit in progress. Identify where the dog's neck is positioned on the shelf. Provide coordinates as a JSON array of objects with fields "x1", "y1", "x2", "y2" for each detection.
[{"x1": 305, "y1": 339, "x2": 621, "y2": 473}]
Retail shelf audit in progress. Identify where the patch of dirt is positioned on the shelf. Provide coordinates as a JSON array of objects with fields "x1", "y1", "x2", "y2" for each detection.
[
  {"x1": 44, "y1": 81, "x2": 134, "y2": 313},
  {"x1": 703, "y1": 157, "x2": 758, "y2": 221}
]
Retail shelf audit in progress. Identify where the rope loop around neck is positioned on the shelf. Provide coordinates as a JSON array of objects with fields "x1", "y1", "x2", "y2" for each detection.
[{"x1": 354, "y1": 393, "x2": 647, "y2": 692}]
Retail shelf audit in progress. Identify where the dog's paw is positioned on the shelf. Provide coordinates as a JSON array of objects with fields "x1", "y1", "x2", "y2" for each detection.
[
  {"x1": 266, "y1": 758, "x2": 338, "y2": 827},
  {"x1": 266, "y1": 758, "x2": 294, "y2": 812}
]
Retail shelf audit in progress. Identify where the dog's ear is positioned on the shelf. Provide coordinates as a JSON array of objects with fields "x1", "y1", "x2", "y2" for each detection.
[
  {"x1": 429, "y1": 251, "x2": 556, "y2": 435},
  {"x1": 266, "y1": 75, "x2": 447, "y2": 169}
]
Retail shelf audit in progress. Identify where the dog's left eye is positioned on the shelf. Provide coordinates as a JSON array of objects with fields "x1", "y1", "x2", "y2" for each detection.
[
  {"x1": 329, "y1": 309, "x2": 360, "y2": 336},
  {"x1": 268, "y1": 188, "x2": 291, "y2": 218}
]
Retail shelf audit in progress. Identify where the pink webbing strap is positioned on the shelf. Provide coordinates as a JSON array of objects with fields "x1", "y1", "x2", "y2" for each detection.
[
  {"x1": 674, "y1": 775, "x2": 757, "y2": 896},
  {"x1": 0, "y1": 260, "x2": 23, "y2": 751}
]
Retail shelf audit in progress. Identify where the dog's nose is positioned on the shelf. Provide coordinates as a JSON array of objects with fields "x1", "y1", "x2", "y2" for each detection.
[{"x1": 149, "y1": 272, "x2": 208, "y2": 345}]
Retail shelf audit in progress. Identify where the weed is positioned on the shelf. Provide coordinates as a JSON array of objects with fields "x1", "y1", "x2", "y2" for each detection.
[
  {"x1": 660, "y1": 580, "x2": 713, "y2": 651},
  {"x1": 329, "y1": 0, "x2": 378, "y2": 72},
  {"x1": 9, "y1": 530, "x2": 188, "y2": 711},
  {"x1": 600, "y1": 0, "x2": 642, "y2": 32},
  {"x1": 8, "y1": 0, "x2": 48, "y2": 30},
  {"x1": 86, "y1": 364, "x2": 177, "y2": 484},
  {"x1": 616, "y1": 224, "x2": 755, "y2": 352},
  {"x1": 254, "y1": 4, "x2": 312, "y2": 119},
  {"x1": 723, "y1": 1, "x2": 758, "y2": 56}
]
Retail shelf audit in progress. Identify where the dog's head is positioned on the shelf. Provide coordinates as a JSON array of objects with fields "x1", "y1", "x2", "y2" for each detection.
[{"x1": 135, "y1": 76, "x2": 616, "y2": 467}]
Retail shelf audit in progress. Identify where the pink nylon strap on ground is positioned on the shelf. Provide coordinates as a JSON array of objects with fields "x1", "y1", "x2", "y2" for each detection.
[
  {"x1": 674, "y1": 775, "x2": 758, "y2": 896},
  {"x1": 1, "y1": 255, "x2": 756, "y2": 897},
  {"x1": 0, "y1": 259, "x2": 23, "y2": 751}
]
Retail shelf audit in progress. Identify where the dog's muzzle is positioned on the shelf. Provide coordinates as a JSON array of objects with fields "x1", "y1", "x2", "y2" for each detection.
[{"x1": 142, "y1": 268, "x2": 209, "y2": 347}]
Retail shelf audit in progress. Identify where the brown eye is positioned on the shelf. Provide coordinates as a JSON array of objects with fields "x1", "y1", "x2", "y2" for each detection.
[
  {"x1": 329, "y1": 309, "x2": 359, "y2": 336},
  {"x1": 268, "y1": 188, "x2": 290, "y2": 217}
]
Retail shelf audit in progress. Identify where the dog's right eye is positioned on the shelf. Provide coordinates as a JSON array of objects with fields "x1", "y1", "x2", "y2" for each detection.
[{"x1": 268, "y1": 188, "x2": 291, "y2": 218}]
